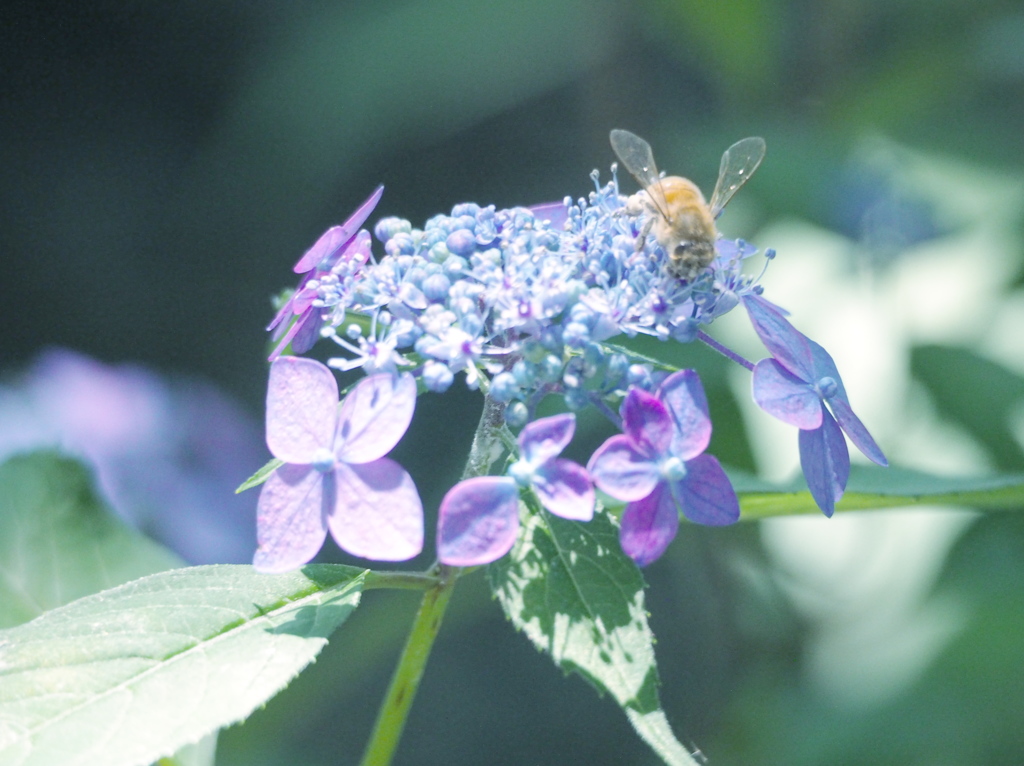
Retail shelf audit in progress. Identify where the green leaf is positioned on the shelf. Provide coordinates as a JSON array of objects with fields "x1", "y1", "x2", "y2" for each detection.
[
  {"x1": 733, "y1": 464, "x2": 1024, "y2": 520},
  {"x1": 0, "y1": 451, "x2": 184, "y2": 629},
  {"x1": 0, "y1": 563, "x2": 367, "y2": 766},
  {"x1": 153, "y1": 735, "x2": 216, "y2": 766},
  {"x1": 488, "y1": 506, "x2": 702, "y2": 766},
  {"x1": 235, "y1": 457, "x2": 284, "y2": 493},
  {"x1": 912, "y1": 344, "x2": 1024, "y2": 471}
]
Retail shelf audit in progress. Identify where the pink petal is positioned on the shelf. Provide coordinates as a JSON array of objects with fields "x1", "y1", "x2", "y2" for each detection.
[
  {"x1": 798, "y1": 408, "x2": 850, "y2": 517},
  {"x1": 335, "y1": 373, "x2": 417, "y2": 463},
  {"x1": 658, "y1": 369, "x2": 712, "y2": 460},
  {"x1": 265, "y1": 357, "x2": 338, "y2": 463},
  {"x1": 518, "y1": 413, "x2": 575, "y2": 465},
  {"x1": 751, "y1": 358, "x2": 823, "y2": 429},
  {"x1": 619, "y1": 483, "x2": 679, "y2": 567},
  {"x1": 674, "y1": 454, "x2": 740, "y2": 526},
  {"x1": 436, "y1": 476, "x2": 520, "y2": 566},
  {"x1": 620, "y1": 387, "x2": 673, "y2": 455},
  {"x1": 292, "y1": 186, "x2": 384, "y2": 274},
  {"x1": 328, "y1": 459, "x2": 423, "y2": 561},
  {"x1": 586, "y1": 434, "x2": 660, "y2": 502},
  {"x1": 533, "y1": 458, "x2": 595, "y2": 521},
  {"x1": 253, "y1": 463, "x2": 329, "y2": 573}
]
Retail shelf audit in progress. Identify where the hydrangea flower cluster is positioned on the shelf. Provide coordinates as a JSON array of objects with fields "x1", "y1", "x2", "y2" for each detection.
[{"x1": 251, "y1": 159, "x2": 886, "y2": 572}]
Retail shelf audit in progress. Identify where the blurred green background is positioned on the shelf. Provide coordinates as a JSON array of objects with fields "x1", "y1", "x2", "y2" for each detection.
[{"x1": 3, "y1": 0, "x2": 1024, "y2": 764}]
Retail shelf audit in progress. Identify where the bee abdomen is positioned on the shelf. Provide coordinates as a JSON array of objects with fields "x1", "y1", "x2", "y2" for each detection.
[{"x1": 667, "y1": 240, "x2": 716, "y2": 280}]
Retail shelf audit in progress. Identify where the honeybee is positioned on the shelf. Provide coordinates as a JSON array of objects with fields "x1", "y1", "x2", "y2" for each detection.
[{"x1": 610, "y1": 129, "x2": 766, "y2": 280}]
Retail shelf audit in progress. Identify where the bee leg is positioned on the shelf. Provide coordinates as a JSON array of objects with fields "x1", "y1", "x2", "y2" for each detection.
[{"x1": 634, "y1": 216, "x2": 655, "y2": 252}]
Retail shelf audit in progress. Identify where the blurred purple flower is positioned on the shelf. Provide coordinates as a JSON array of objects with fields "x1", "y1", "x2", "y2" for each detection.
[
  {"x1": 255, "y1": 356, "x2": 422, "y2": 572},
  {"x1": 743, "y1": 293, "x2": 887, "y2": 515},
  {"x1": 267, "y1": 186, "x2": 383, "y2": 360},
  {"x1": 437, "y1": 413, "x2": 594, "y2": 566},
  {"x1": 0, "y1": 348, "x2": 262, "y2": 563},
  {"x1": 587, "y1": 370, "x2": 739, "y2": 567}
]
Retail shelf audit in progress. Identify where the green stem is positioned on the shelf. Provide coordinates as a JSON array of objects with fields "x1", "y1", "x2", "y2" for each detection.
[
  {"x1": 358, "y1": 393, "x2": 508, "y2": 766},
  {"x1": 358, "y1": 565, "x2": 458, "y2": 766},
  {"x1": 362, "y1": 570, "x2": 441, "y2": 591},
  {"x1": 461, "y1": 394, "x2": 509, "y2": 480}
]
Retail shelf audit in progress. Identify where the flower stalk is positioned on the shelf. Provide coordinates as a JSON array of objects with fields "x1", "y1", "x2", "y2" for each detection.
[
  {"x1": 358, "y1": 563, "x2": 458, "y2": 766},
  {"x1": 358, "y1": 392, "x2": 507, "y2": 765}
]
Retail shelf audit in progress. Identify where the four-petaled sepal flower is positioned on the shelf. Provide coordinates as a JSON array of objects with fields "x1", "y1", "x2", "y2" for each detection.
[
  {"x1": 587, "y1": 370, "x2": 739, "y2": 567},
  {"x1": 437, "y1": 413, "x2": 594, "y2": 566},
  {"x1": 254, "y1": 355, "x2": 423, "y2": 572},
  {"x1": 743, "y1": 293, "x2": 887, "y2": 516}
]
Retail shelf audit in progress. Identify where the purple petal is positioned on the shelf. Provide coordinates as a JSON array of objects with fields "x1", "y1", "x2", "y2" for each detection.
[
  {"x1": 805, "y1": 339, "x2": 888, "y2": 467},
  {"x1": 751, "y1": 358, "x2": 823, "y2": 429},
  {"x1": 674, "y1": 454, "x2": 740, "y2": 525},
  {"x1": 437, "y1": 476, "x2": 520, "y2": 566},
  {"x1": 586, "y1": 434, "x2": 660, "y2": 502},
  {"x1": 328, "y1": 458, "x2": 423, "y2": 561},
  {"x1": 292, "y1": 186, "x2": 384, "y2": 274},
  {"x1": 518, "y1": 413, "x2": 575, "y2": 465},
  {"x1": 619, "y1": 483, "x2": 678, "y2": 567},
  {"x1": 807, "y1": 339, "x2": 845, "y2": 392},
  {"x1": 267, "y1": 306, "x2": 322, "y2": 362},
  {"x1": 266, "y1": 296, "x2": 294, "y2": 334},
  {"x1": 532, "y1": 458, "x2": 595, "y2": 521},
  {"x1": 344, "y1": 229, "x2": 373, "y2": 270},
  {"x1": 265, "y1": 357, "x2": 338, "y2": 463},
  {"x1": 658, "y1": 369, "x2": 712, "y2": 460},
  {"x1": 335, "y1": 373, "x2": 417, "y2": 463},
  {"x1": 528, "y1": 201, "x2": 568, "y2": 230},
  {"x1": 253, "y1": 463, "x2": 329, "y2": 573},
  {"x1": 620, "y1": 387, "x2": 673, "y2": 455},
  {"x1": 268, "y1": 314, "x2": 303, "y2": 362},
  {"x1": 289, "y1": 307, "x2": 325, "y2": 355},
  {"x1": 829, "y1": 398, "x2": 888, "y2": 466},
  {"x1": 294, "y1": 229, "x2": 373, "y2": 282},
  {"x1": 290, "y1": 285, "x2": 319, "y2": 315},
  {"x1": 292, "y1": 226, "x2": 349, "y2": 275},
  {"x1": 714, "y1": 238, "x2": 757, "y2": 260},
  {"x1": 742, "y1": 294, "x2": 815, "y2": 380},
  {"x1": 798, "y1": 408, "x2": 850, "y2": 517}
]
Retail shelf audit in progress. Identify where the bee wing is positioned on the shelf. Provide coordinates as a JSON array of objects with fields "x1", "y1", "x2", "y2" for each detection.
[
  {"x1": 609, "y1": 129, "x2": 672, "y2": 221},
  {"x1": 709, "y1": 136, "x2": 765, "y2": 219}
]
